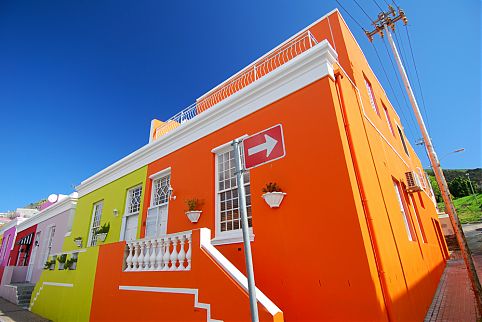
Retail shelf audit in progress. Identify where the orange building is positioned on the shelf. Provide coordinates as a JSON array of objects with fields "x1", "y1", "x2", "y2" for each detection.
[{"x1": 33, "y1": 9, "x2": 448, "y2": 322}]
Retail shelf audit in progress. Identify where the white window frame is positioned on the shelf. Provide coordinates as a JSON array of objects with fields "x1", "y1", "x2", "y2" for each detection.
[
  {"x1": 393, "y1": 180, "x2": 414, "y2": 241},
  {"x1": 0, "y1": 235, "x2": 10, "y2": 263},
  {"x1": 87, "y1": 201, "x2": 103, "y2": 247},
  {"x1": 40, "y1": 225, "x2": 56, "y2": 268},
  {"x1": 120, "y1": 184, "x2": 143, "y2": 241},
  {"x1": 211, "y1": 140, "x2": 254, "y2": 246},
  {"x1": 145, "y1": 167, "x2": 171, "y2": 239}
]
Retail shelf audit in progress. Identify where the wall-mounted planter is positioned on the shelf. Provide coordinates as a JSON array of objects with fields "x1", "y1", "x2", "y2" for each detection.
[
  {"x1": 262, "y1": 192, "x2": 286, "y2": 208},
  {"x1": 96, "y1": 233, "x2": 107, "y2": 242},
  {"x1": 49, "y1": 262, "x2": 55, "y2": 270},
  {"x1": 58, "y1": 262, "x2": 65, "y2": 270},
  {"x1": 74, "y1": 239, "x2": 82, "y2": 248},
  {"x1": 186, "y1": 210, "x2": 202, "y2": 223}
]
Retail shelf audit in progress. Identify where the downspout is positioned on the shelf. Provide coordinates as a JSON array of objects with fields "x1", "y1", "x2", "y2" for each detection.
[{"x1": 334, "y1": 71, "x2": 393, "y2": 322}]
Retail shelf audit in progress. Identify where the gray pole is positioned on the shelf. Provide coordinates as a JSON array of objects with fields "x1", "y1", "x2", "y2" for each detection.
[
  {"x1": 384, "y1": 24, "x2": 482, "y2": 313},
  {"x1": 232, "y1": 139, "x2": 259, "y2": 322}
]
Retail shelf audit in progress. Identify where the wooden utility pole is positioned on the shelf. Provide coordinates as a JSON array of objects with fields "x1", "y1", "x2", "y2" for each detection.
[{"x1": 365, "y1": 5, "x2": 482, "y2": 315}]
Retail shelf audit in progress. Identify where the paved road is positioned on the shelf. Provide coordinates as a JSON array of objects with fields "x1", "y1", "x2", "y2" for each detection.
[{"x1": 0, "y1": 298, "x2": 49, "y2": 322}]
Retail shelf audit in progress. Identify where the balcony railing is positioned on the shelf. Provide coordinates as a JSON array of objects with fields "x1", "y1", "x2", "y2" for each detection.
[
  {"x1": 153, "y1": 30, "x2": 319, "y2": 141},
  {"x1": 124, "y1": 231, "x2": 192, "y2": 272}
]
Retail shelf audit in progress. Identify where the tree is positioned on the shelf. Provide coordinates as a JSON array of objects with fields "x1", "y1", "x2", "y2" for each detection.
[
  {"x1": 428, "y1": 175, "x2": 442, "y2": 203},
  {"x1": 448, "y1": 177, "x2": 472, "y2": 198}
]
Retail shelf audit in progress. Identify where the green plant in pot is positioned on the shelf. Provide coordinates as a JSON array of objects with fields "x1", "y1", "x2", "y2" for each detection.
[
  {"x1": 185, "y1": 198, "x2": 203, "y2": 223},
  {"x1": 261, "y1": 182, "x2": 286, "y2": 208},
  {"x1": 57, "y1": 254, "x2": 67, "y2": 270},
  {"x1": 73, "y1": 236, "x2": 83, "y2": 248},
  {"x1": 44, "y1": 258, "x2": 56, "y2": 270},
  {"x1": 95, "y1": 222, "x2": 110, "y2": 243},
  {"x1": 64, "y1": 257, "x2": 78, "y2": 270}
]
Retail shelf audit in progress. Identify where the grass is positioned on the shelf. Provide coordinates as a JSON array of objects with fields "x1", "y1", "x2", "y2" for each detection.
[{"x1": 438, "y1": 193, "x2": 482, "y2": 224}]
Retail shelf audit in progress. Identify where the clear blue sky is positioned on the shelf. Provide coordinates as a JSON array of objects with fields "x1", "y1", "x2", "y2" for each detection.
[{"x1": 0, "y1": 0, "x2": 480, "y2": 210}]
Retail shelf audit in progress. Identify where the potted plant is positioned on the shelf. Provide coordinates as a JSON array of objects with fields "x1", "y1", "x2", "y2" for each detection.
[
  {"x1": 185, "y1": 198, "x2": 203, "y2": 223},
  {"x1": 261, "y1": 182, "x2": 286, "y2": 208},
  {"x1": 44, "y1": 258, "x2": 56, "y2": 270},
  {"x1": 73, "y1": 237, "x2": 83, "y2": 248},
  {"x1": 57, "y1": 254, "x2": 67, "y2": 270},
  {"x1": 95, "y1": 222, "x2": 110, "y2": 242},
  {"x1": 65, "y1": 257, "x2": 77, "y2": 270}
]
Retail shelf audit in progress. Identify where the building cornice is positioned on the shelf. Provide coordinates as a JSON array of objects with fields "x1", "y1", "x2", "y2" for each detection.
[
  {"x1": 16, "y1": 194, "x2": 78, "y2": 232},
  {"x1": 77, "y1": 40, "x2": 338, "y2": 197},
  {"x1": 0, "y1": 217, "x2": 26, "y2": 235}
]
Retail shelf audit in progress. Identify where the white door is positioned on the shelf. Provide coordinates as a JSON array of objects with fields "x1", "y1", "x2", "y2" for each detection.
[
  {"x1": 124, "y1": 215, "x2": 139, "y2": 241},
  {"x1": 26, "y1": 232, "x2": 40, "y2": 282},
  {"x1": 146, "y1": 173, "x2": 170, "y2": 238}
]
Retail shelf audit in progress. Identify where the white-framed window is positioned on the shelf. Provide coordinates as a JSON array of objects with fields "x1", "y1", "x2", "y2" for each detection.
[
  {"x1": 393, "y1": 179, "x2": 416, "y2": 241},
  {"x1": 146, "y1": 169, "x2": 171, "y2": 239},
  {"x1": 397, "y1": 125, "x2": 410, "y2": 156},
  {"x1": 126, "y1": 185, "x2": 143, "y2": 216},
  {"x1": 213, "y1": 143, "x2": 252, "y2": 245},
  {"x1": 41, "y1": 226, "x2": 55, "y2": 267},
  {"x1": 120, "y1": 185, "x2": 143, "y2": 241},
  {"x1": 382, "y1": 103, "x2": 395, "y2": 136},
  {"x1": 88, "y1": 201, "x2": 103, "y2": 246},
  {"x1": 364, "y1": 76, "x2": 380, "y2": 116}
]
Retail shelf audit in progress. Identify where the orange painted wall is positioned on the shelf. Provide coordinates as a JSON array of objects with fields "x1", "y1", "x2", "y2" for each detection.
[
  {"x1": 90, "y1": 230, "x2": 278, "y2": 322},
  {"x1": 90, "y1": 10, "x2": 446, "y2": 322}
]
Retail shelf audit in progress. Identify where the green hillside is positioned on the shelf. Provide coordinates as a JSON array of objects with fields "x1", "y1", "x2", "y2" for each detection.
[{"x1": 438, "y1": 193, "x2": 482, "y2": 224}]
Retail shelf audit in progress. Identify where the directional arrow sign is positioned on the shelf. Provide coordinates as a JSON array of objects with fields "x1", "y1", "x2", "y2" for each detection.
[{"x1": 243, "y1": 124, "x2": 285, "y2": 170}]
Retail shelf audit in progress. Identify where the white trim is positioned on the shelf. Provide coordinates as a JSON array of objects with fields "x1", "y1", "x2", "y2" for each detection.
[
  {"x1": 51, "y1": 249, "x2": 87, "y2": 256},
  {"x1": 149, "y1": 167, "x2": 172, "y2": 180},
  {"x1": 43, "y1": 282, "x2": 73, "y2": 287},
  {"x1": 76, "y1": 41, "x2": 337, "y2": 197},
  {"x1": 119, "y1": 285, "x2": 223, "y2": 322},
  {"x1": 211, "y1": 230, "x2": 254, "y2": 246},
  {"x1": 0, "y1": 218, "x2": 27, "y2": 236},
  {"x1": 16, "y1": 194, "x2": 78, "y2": 233},
  {"x1": 200, "y1": 228, "x2": 282, "y2": 317},
  {"x1": 211, "y1": 135, "x2": 248, "y2": 153}
]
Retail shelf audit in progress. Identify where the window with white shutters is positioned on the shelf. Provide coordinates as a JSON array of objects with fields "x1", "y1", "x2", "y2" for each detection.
[{"x1": 88, "y1": 201, "x2": 103, "y2": 246}]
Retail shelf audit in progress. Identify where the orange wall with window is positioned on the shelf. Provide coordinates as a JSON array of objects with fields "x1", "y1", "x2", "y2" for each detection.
[{"x1": 90, "y1": 10, "x2": 446, "y2": 322}]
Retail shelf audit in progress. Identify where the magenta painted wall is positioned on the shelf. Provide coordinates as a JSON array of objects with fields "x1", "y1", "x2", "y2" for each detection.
[
  {"x1": 0, "y1": 226, "x2": 17, "y2": 268},
  {"x1": 29, "y1": 208, "x2": 71, "y2": 283}
]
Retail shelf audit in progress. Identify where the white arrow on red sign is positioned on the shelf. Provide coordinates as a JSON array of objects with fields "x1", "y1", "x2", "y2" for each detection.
[{"x1": 243, "y1": 124, "x2": 285, "y2": 170}]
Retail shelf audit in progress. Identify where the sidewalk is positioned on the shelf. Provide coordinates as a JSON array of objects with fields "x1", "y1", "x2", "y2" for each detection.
[
  {"x1": 424, "y1": 252, "x2": 482, "y2": 322},
  {"x1": 0, "y1": 298, "x2": 49, "y2": 322}
]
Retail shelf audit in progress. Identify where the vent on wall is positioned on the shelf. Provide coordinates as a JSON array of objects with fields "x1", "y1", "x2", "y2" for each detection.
[{"x1": 405, "y1": 171, "x2": 423, "y2": 193}]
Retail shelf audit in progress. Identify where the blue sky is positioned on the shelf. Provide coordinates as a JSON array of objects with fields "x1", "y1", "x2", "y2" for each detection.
[{"x1": 0, "y1": 0, "x2": 480, "y2": 210}]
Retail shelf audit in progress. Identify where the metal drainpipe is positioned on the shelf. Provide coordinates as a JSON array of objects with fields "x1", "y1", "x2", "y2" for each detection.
[{"x1": 334, "y1": 71, "x2": 393, "y2": 322}]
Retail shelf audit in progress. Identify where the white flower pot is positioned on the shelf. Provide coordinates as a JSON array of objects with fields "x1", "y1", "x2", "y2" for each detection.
[
  {"x1": 58, "y1": 262, "x2": 65, "y2": 270},
  {"x1": 262, "y1": 192, "x2": 286, "y2": 208},
  {"x1": 186, "y1": 210, "x2": 202, "y2": 223},
  {"x1": 96, "y1": 233, "x2": 107, "y2": 242},
  {"x1": 49, "y1": 263, "x2": 55, "y2": 270},
  {"x1": 74, "y1": 239, "x2": 82, "y2": 248}
]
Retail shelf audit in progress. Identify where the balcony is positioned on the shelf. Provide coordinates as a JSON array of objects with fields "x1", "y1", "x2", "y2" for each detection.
[{"x1": 152, "y1": 30, "x2": 319, "y2": 141}]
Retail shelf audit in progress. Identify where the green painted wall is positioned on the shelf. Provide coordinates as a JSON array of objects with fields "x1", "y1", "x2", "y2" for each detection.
[
  {"x1": 65, "y1": 166, "x2": 147, "y2": 251},
  {"x1": 30, "y1": 247, "x2": 99, "y2": 322},
  {"x1": 31, "y1": 166, "x2": 148, "y2": 321}
]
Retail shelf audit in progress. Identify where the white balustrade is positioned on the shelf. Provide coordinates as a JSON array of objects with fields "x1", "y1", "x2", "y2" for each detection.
[{"x1": 124, "y1": 231, "x2": 192, "y2": 272}]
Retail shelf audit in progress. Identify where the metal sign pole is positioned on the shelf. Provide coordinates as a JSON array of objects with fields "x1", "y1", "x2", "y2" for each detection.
[{"x1": 232, "y1": 139, "x2": 259, "y2": 322}]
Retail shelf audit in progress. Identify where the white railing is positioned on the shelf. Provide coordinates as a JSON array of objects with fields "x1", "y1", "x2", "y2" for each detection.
[
  {"x1": 124, "y1": 231, "x2": 192, "y2": 272},
  {"x1": 152, "y1": 30, "x2": 318, "y2": 140}
]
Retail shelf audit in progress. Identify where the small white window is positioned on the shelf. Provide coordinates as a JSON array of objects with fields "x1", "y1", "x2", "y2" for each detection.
[
  {"x1": 0, "y1": 235, "x2": 10, "y2": 262},
  {"x1": 126, "y1": 185, "x2": 142, "y2": 215},
  {"x1": 213, "y1": 144, "x2": 252, "y2": 244},
  {"x1": 364, "y1": 76, "x2": 380, "y2": 116},
  {"x1": 88, "y1": 201, "x2": 103, "y2": 246},
  {"x1": 393, "y1": 180, "x2": 414, "y2": 241}
]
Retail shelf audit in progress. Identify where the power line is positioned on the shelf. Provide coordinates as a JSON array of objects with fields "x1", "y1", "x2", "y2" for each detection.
[
  {"x1": 335, "y1": 0, "x2": 367, "y2": 31},
  {"x1": 352, "y1": 0, "x2": 373, "y2": 21},
  {"x1": 382, "y1": 37, "x2": 419, "y2": 137},
  {"x1": 405, "y1": 24, "x2": 433, "y2": 134},
  {"x1": 371, "y1": 0, "x2": 383, "y2": 12},
  {"x1": 371, "y1": 41, "x2": 413, "y2": 135}
]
